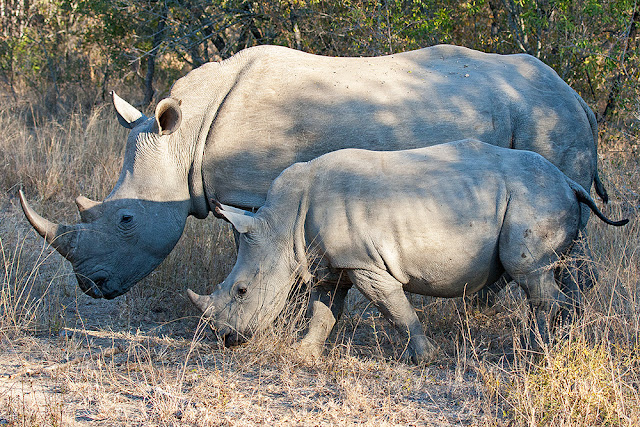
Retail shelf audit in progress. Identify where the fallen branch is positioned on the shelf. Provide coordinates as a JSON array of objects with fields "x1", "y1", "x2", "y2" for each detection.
[{"x1": 9, "y1": 344, "x2": 126, "y2": 379}]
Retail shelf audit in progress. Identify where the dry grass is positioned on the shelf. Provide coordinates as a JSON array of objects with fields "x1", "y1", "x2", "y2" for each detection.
[{"x1": 1, "y1": 96, "x2": 639, "y2": 425}]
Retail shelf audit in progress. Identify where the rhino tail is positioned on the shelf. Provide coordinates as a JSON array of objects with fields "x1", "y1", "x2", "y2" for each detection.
[
  {"x1": 593, "y1": 171, "x2": 609, "y2": 204},
  {"x1": 574, "y1": 91, "x2": 609, "y2": 203},
  {"x1": 567, "y1": 178, "x2": 628, "y2": 227}
]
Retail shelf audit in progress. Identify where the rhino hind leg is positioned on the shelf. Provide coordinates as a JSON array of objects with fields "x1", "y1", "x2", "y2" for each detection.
[
  {"x1": 561, "y1": 231, "x2": 595, "y2": 297},
  {"x1": 498, "y1": 210, "x2": 579, "y2": 348},
  {"x1": 347, "y1": 269, "x2": 438, "y2": 364},
  {"x1": 512, "y1": 269, "x2": 570, "y2": 349},
  {"x1": 295, "y1": 281, "x2": 351, "y2": 361},
  {"x1": 471, "y1": 237, "x2": 594, "y2": 316}
]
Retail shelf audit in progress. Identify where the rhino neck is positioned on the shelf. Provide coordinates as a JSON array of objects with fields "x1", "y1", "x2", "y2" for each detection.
[
  {"x1": 177, "y1": 63, "x2": 250, "y2": 219},
  {"x1": 259, "y1": 163, "x2": 312, "y2": 282},
  {"x1": 184, "y1": 92, "x2": 230, "y2": 219},
  {"x1": 185, "y1": 101, "x2": 220, "y2": 219},
  {"x1": 292, "y1": 191, "x2": 312, "y2": 283}
]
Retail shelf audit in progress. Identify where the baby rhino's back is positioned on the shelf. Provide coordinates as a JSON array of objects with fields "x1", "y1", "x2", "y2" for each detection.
[{"x1": 302, "y1": 139, "x2": 576, "y2": 296}]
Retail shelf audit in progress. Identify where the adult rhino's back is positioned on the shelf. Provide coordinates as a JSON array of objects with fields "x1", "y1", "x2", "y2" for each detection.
[{"x1": 177, "y1": 45, "x2": 598, "y2": 208}]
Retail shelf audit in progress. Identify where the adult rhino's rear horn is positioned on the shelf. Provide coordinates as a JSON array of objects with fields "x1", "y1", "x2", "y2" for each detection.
[
  {"x1": 75, "y1": 195, "x2": 102, "y2": 223},
  {"x1": 19, "y1": 190, "x2": 76, "y2": 259}
]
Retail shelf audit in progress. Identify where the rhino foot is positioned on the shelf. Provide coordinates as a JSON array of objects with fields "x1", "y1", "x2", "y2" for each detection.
[
  {"x1": 401, "y1": 336, "x2": 439, "y2": 365},
  {"x1": 292, "y1": 339, "x2": 324, "y2": 364}
]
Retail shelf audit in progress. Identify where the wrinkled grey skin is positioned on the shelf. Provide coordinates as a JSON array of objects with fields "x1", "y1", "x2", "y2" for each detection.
[
  {"x1": 20, "y1": 44, "x2": 607, "y2": 299},
  {"x1": 188, "y1": 140, "x2": 627, "y2": 363}
]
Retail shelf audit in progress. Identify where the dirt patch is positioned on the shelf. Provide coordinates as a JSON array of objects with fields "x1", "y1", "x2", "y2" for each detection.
[{"x1": 0, "y1": 328, "x2": 496, "y2": 426}]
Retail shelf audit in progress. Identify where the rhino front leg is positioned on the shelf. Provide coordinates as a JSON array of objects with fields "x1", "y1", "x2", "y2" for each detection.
[
  {"x1": 347, "y1": 269, "x2": 438, "y2": 364},
  {"x1": 296, "y1": 282, "x2": 351, "y2": 361}
]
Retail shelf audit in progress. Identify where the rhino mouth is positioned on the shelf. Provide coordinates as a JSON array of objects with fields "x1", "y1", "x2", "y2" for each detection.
[
  {"x1": 213, "y1": 325, "x2": 246, "y2": 348},
  {"x1": 223, "y1": 332, "x2": 245, "y2": 347},
  {"x1": 76, "y1": 273, "x2": 104, "y2": 298},
  {"x1": 75, "y1": 271, "x2": 124, "y2": 300}
]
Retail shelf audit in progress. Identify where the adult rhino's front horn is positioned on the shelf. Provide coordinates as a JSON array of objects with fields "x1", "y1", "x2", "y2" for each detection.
[{"x1": 18, "y1": 190, "x2": 78, "y2": 259}]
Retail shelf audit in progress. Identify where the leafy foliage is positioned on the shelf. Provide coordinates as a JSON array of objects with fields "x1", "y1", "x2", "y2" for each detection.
[{"x1": 0, "y1": 0, "x2": 638, "y2": 125}]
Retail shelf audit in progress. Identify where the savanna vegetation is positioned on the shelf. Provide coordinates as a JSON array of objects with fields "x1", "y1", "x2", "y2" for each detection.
[{"x1": 0, "y1": 0, "x2": 639, "y2": 425}]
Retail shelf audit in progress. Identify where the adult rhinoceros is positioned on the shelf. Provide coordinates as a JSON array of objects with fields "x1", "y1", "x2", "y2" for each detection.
[{"x1": 19, "y1": 44, "x2": 606, "y2": 299}]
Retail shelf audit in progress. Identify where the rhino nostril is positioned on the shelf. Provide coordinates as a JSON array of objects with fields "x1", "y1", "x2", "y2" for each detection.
[
  {"x1": 223, "y1": 333, "x2": 235, "y2": 347},
  {"x1": 76, "y1": 274, "x2": 105, "y2": 299}
]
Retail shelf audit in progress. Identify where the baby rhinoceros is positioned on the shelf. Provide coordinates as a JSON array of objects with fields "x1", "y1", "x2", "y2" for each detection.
[{"x1": 188, "y1": 139, "x2": 627, "y2": 363}]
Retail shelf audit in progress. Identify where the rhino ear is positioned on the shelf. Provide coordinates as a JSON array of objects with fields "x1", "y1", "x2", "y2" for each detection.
[
  {"x1": 215, "y1": 203, "x2": 257, "y2": 234},
  {"x1": 112, "y1": 91, "x2": 147, "y2": 129},
  {"x1": 155, "y1": 98, "x2": 182, "y2": 135}
]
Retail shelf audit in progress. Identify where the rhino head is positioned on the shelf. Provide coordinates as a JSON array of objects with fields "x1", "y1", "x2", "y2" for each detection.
[
  {"x1": 187, "y1": 203, "x2": 300, "y2": 345},
  {"x1": 20, "y1": 92, "x2": 208, "y2": 299}
]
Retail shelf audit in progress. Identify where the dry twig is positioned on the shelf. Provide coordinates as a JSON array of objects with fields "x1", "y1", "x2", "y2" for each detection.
[{"x1": 9, "y1": 344, "x2": 125, "y2": 379}]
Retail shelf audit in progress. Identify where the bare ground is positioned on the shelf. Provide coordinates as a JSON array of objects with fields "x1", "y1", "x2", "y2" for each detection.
[{"x1": 0, "y1": 328, "x2": 494, "y2": 426}]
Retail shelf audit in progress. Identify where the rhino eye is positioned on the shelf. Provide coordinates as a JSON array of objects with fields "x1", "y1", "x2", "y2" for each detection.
[
  {"x1": 236, "y1": 284, "x2": 248, "y2": 298},
  {"x1": 118, "y1": 213, "x2": 135, "y2": 230},
  {"x1": 116, "y1": 209, "x2": 136, "y2": 232}
]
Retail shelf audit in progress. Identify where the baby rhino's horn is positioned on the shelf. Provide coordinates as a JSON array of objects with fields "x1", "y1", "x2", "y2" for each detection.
[{"x1": 187, "y1": 289, "x2": 214, "y2": 314}]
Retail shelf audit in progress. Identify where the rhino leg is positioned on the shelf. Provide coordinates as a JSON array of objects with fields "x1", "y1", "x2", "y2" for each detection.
[
  {"x1": 472, "y1": 238, "x2": 592, "y2": 315},
  {"x1": 296, "y1": 281, "x2": 351, "y2": 361},
  {"x1": 513, "y1": 269, "x2": 570, "y2": 349},
  {"x1": 561, "y1": 231, "x2": 594, "y2": 301},
  {"x1": 347, "y1": 269, "x2": 438, "y2": 364}
]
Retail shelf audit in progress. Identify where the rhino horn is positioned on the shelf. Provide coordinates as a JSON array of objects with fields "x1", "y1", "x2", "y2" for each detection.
[
  {"x1": 19, "y1": 190, "x2": 76, "y2": 259},
  {"x1": 75, "y1": 195, "x2": 102, "y2": 223},
  {"x1": 187, "y1": 289, "x2": 214, "y2": 314}
]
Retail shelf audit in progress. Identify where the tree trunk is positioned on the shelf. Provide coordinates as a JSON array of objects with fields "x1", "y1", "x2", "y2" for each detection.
[
  {"x1": 290, "y1": 5, "x2": 302, "y2": 50},
  {"x1": 143, "y1": 8, "x2": 167, "y2": 107}
]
